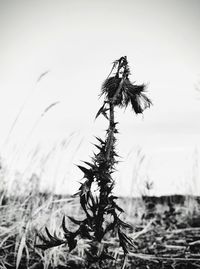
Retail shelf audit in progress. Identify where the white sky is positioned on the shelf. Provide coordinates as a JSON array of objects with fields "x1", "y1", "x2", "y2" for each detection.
[{"x1": 0, "y1": 0, "x2": 200, "y2": 196}]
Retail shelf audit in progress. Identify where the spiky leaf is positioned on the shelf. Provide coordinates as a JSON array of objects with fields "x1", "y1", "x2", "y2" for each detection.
[
  {"x1": 35, "y1": 228, "x2": 65, "y2": 250},
  {"x1": 62, "y1": 217, "x2": 78, "y2": 252},
  {"x1": 95, "y1": 103, "x2": 109, "y2": 120},
  {"x1": 77, "y1": 165, "x2": 94, "y2": 179},
  {"x1": 118, "y1": 228, "x2": 133, "y2": 254}
]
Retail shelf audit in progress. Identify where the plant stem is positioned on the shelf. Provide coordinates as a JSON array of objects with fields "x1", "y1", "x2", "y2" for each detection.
[
  {"x1": 106, "y1": 102, "x2": 115, "y2": 160},
  {"x1": 95, "y1": 99, "x2": 116, "y2": 242},
  {"x1": 95, "y1": 60, "x2": 128, "y2": 243},
  {"x1": 96, "y1": 79, "x2": 123, "y2": 241}
]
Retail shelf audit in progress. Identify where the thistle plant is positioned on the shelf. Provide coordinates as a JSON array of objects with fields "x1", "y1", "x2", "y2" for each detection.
[{"x1": 36, "y1": 56, "x2": 152, "y2": 268}]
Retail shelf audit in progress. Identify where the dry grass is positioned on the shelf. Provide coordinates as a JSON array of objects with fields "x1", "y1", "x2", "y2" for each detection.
[
  {"x1": 1, "y1": 185, "x2": 200, "y2": 269},
  {"x1": 0, "y1": 191, "x2": 81, "y2": 268}
]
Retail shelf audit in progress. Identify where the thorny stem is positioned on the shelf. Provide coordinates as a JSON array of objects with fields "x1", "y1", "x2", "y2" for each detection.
[
  {"x1": 105, "y1": 102, "x2": 115, "y2": 160},
  {"x1": 95, "y1": 102, "x2": 115, "y2": 242},
  {"x1": 96, "y1": 60, "x2": 126, "y2": 241}
]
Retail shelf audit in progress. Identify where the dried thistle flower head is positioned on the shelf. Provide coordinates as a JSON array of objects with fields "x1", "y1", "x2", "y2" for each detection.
[{"x1": 101, "y1": 56, "x2": 152, "y2": 113}]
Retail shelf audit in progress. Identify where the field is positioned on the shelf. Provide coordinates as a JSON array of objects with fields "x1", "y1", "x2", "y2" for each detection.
[{"x1": 1, "y1": 191, "x2": 200, "y2": 269}]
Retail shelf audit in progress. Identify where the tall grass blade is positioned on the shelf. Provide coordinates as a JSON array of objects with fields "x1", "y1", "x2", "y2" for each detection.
[{"x1": 16, "y1": 234, "x2": 26, "y2": 269}]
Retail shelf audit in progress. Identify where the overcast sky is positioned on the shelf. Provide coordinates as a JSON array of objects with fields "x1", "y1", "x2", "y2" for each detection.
[{"x1": 0, "y1": 0, "x2": 200, "y2": 196}]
